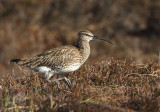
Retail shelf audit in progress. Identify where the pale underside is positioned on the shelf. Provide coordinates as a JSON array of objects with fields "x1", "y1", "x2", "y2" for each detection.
[{"x1": 32, "y1": 63, "x2": 81, "y2": 79}]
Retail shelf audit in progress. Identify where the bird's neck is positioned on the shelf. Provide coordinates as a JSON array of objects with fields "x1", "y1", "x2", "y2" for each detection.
[{"x1": 76, "y1": 39, "x2": 90, "y2": 63}]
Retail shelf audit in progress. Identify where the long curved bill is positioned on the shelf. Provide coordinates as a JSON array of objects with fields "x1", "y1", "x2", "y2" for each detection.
[{"x1": 93, "y1": 36, "x2": 113, "y2": 45}]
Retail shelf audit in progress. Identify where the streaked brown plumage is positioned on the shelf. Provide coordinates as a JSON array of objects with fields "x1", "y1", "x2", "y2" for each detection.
[{"x1": 10, "y1": 30, "x2": 112, "y2": 88}]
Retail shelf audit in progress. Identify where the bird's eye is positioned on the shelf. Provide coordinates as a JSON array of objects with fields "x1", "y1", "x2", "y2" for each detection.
[{"x1": 85, "y1": 34, "x2": 89, "y2": 36}]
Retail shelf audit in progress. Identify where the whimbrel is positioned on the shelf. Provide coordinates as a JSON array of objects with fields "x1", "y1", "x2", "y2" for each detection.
[{"x1": 10, "y1": 30, "x2": 112, "y2": 88}]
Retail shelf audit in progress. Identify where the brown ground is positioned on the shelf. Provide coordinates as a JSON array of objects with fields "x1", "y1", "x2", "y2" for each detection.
[{"x1": 0, "y1": 0, "x2": 160, "y2": 111}]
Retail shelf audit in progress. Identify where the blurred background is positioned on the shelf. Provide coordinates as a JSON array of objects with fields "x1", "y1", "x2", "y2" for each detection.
[{"x1": 0, "y1": 0, "x2": 160, "y2": 76}]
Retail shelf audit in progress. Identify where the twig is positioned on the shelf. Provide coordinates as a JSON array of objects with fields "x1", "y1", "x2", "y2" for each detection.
[
  {"x1": 126, "y1": 71, "x2": 159, "y2": 77},
  {"x1": 6, "y1": 105, "x2": 39, "y2": 111}
]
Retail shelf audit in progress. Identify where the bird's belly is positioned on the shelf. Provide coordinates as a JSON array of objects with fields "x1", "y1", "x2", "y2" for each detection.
[
  {"x1": 58, "y1": 63, "x2": 81, "y2": 74},
  {"x1": 32, "y1": 66, "x2": 52, "y2": 75},
  {"x1": 32, "y1": 63, "x2": 81, "y2": 75}
]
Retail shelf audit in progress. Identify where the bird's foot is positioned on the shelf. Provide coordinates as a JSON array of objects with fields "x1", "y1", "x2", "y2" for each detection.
[
  {"x1": 48, "y1": 77, "x2": 71, "y2": 88},
  {"x1": 63, "y1": 77, "x2": 71, "y2": 89}
]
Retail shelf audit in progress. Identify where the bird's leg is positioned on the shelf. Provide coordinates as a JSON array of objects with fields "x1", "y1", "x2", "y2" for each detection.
[
  {"x1": 63, "y1": 77, "x2": 72, "y2": 88},
  {"x1": 45, "y1": 72, "x2": 53, "y2": 82},
  {"x1": 46, "y1": 77, "x2": 51, "y2": 82},
  {"x1": 46, "y1": 72, "x2": 71, "y2": 88},
  {"x1": 51, "y1": 77, "x2": 71, "y2": 88},
  {"x1": 56, "y1": 75, "x2": 60, "y2": 88}
]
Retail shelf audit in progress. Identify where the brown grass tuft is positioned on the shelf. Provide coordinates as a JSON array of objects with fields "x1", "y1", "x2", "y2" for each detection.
[{"x1": 0, "y1": 58, "x2": 160, "y2": 111}]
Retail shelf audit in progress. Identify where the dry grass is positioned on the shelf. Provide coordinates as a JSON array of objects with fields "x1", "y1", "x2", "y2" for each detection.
[
  {"x1": 0, "y1": 58, "x2": 160, "y2": 112},
  {"x1": 0, "y1": 0, "x2": 160, "y2": 111}
]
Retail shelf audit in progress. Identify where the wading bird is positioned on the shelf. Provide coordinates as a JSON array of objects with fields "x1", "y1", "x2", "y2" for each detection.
[{"x1": 10, "y1": 30, "x2": 112, "y2": 88}]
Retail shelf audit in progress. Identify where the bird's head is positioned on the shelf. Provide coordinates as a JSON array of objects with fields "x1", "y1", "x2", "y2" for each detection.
[{"x1": 77, "y1": 30, "x2": 113, "y2": 45}]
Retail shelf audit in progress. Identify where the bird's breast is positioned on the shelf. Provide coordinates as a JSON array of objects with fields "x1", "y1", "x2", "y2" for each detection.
[{"x1": 57, "y1": 63, "x2": 81, "y2": 74}]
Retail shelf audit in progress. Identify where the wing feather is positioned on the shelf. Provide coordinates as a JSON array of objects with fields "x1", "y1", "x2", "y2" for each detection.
[{"x1": 18, "y1": 45, "x2": 81, "y2": 69}]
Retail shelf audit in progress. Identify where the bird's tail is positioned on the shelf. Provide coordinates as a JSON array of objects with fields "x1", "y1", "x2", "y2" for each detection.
[
  {"x1": 10, "y1": 59, "x2": 21, "y2": 64},
  {"x1": 10, "y1": 57, "x2": 41, "y2": 68}
]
